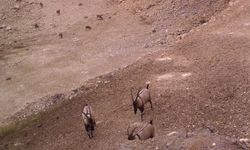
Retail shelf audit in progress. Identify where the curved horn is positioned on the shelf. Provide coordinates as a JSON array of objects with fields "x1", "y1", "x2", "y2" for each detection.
[
  {"x1": 127, "y1": 126, "x2": 131, "y2": 135},
  {"x1": 131, "y1": 127, "x2": 138, "y2": 136},
  {"x1": 82, "y1": 112, "x2": 88, "y2": 118},
  {"x1": 136, "y1": 87, "x2": 142, "y2": 97}
]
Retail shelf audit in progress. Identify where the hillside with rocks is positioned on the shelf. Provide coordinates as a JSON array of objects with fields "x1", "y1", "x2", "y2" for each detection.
[{"x1": 1, "y1": 0, "x2": 250, "y2": 150}]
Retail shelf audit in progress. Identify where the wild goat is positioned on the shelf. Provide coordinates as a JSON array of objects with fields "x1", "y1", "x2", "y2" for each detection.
[
  {"x1": 127, "y1": 120, "x2": 155, "y2": 140},
  {"x1": 131, "y1": 83, "x2": 152, "y2": 121},
  {"x1": 82, "y1": 104, "x2": 96, "y2": 139}
]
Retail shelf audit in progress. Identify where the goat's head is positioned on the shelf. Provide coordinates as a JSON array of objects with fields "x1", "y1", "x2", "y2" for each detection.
[
  {"x1": 128, "y1": 133, "x2": 136, "y2": 140},
  {"x1": 127, "y1": 127, "x2": 137, "y2": 140}
]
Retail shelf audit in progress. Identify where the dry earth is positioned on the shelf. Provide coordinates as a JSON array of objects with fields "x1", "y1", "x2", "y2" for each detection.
[
  {"x1": 1, "y1": 0, "x2": 250, "y2": 150},
  {"x1": 0, "y1": 0, "x2": 229, "y2": 125}
]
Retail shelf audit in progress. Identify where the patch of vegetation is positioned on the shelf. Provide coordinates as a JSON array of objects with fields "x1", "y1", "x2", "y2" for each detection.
[
  {"x1": 0, "y1": 113, "x2": 42, "y2": 138},
  {"x1": 0, "y1": 93, "x2": 71, "y2": 139},
  {"x1": 0, "y1": 96, "x2": 70, "y2": 139}
]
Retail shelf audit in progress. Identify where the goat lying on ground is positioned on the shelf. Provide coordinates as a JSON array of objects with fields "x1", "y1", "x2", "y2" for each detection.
[
  {"x1": 82, "y1": 104, "x2": 96, "y2": 139},
  {"x1": 127, "y1": 120, "x2": 155, "y2": 140},
  {"x1": 131, "y1": 83, "x2": 153, "y2": 121}
]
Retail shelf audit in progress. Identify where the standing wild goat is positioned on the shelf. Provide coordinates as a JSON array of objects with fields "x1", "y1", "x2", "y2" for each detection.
[
  {"x1": 82, "y1": 104, "x2": 96, "y2": 139},
  {"x1": 131, "y1": 83, "x2": 152, "y2": 121},
  {"x1": 127, "y1": 120, "x2": 155, "y2": 140}
]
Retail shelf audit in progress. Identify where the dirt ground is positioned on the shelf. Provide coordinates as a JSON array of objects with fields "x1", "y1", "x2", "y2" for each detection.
[
  {"x1": 0, "y1": 0, "x2": 229, "y2": 126},
  {"x1": 2, "y1": 0, "x2": 250, "y2": 149}
]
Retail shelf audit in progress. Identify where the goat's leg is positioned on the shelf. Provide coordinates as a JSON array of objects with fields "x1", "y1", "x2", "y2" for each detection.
[
  {"x1": 84, "y1": 124, "x2": 90, "y2": 137},
  {"x1": 90, "y1": 130, "x2": 94, "y2": 138},
  {"x1": 140, "y1": 107, "x2": 144, "y2": 121},
  {"x1": 84, "y1": 124, "x2": 88, "y2": 131},
  {"x1": 149, "y1": 95, "x2": 153, "y2": 110},
  {"x1": 141, "y1": 111, "x2": 145, "y2": 121},
  {"x1": 88, "y1": 132, "x2": 92, "y2": 139},
  {"x1": 149, "y1": 100, "x2": 153, "y2": 110},
  {"x1": 85, "y1": 125, "x2": 92, "y2": 139}
]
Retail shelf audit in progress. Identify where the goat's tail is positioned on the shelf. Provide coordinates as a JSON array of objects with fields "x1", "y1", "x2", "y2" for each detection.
[{"x1": 146, "y1": 83, "x2": 150, "y2": 89}]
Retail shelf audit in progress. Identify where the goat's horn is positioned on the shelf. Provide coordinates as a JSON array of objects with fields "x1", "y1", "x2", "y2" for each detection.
[
  {"x1": 131, "y1": 127, "x2": 137, "y2": 135},
  {"x1": 82, "y1": 112, "x2": 88, "y2": 118},
  {"x1": 137, "y1": 87, "x2": 142, "y2": 96}
]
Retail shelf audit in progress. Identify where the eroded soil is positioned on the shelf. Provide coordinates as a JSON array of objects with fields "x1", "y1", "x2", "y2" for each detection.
[
  {"x1": 2, "y1": 0, "x2": 250, "y2": 150},
  {"x1": 0, "y1": 0, "x2": 229, "y2": 125}
]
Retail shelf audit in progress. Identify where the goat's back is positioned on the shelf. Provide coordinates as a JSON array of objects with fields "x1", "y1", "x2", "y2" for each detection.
[
  {"x1": 137, "y1": 124, "x2": 155, "y2": 140},
  {"x1": 139, "y1": 88, "x2": 150, "y2": 103},
  {"x1": 127, "y1": 122, "x2": 144, "y2": 135},
  {"x1": 127, "y1": 122, "x2": 155, "y2": 140}
]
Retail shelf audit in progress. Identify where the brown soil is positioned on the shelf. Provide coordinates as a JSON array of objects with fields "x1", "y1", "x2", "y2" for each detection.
[
  {"x1": 0, "y1": 0, "x2": 229, "y2": 125},
  {"x1": 2, "y1": 0, "x2": 250, "y2": 150}
]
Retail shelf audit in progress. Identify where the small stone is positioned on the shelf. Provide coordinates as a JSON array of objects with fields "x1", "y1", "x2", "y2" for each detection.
[
  {"x1": 39, "y1": 2, "x2": 43, "y2": 8},
  {"x1": 155, "y1": 147, "x2": 159, "y2": 150},
  {"x1": 2, "y1": 16, "x2": 6, "y2": 20},
  {"x1": 144, "y1": 44, "x2": 149, "y2": 48},
  {"x1": 118, "y1": 0, "x2": 124, "y2": 3},
  {"x1": 6, "y1": 77, "x2": 11, "y2": 81},
  {"x1": 167, "y1": 131, "x2": 178, "y2": 136},
  {"x1": 239, "y1": 138, "x2": 249, "y2": 142},
  {"x1": 14, "y1": 142, "x2": 22, "y2": 147},
  {"x1": 0, "y1": 24, "x2": 6, "y2": 29},
  {"x1": 56, "y1": 10, "x2": 60, "y2": 15},
  {"x1": 37, "y1": 123, "x2": 42, "y2": 128},
  {"x1": 104, "y1": 81, "x2": 110, "y2": 84},
  {"x1": 96, "y1": 14, "x2": 104, "y2": 20},
  {"x1": 85, "y1": 26, "x2": 91, "y2": 30},
  {"x1": 59, "y1": 33, "x2": 63, "y2": 38},
  {"x1": 6, "y1": 26, "x2": 12, "y2": 31},
  {"x1": 13, "y1": 5, "x2": 20, "y2": 10},
  {"x1": 34, "y1": 24, "x2": 39, "y2": 28}
]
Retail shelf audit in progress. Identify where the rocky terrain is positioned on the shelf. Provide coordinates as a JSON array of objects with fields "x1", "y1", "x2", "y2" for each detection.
[
  {"x1": 0, "y1": 0, "x2": 229, "y2": 125},
  {"x1": 1, "y1": 0, "x2": 250, "y2": 150}
]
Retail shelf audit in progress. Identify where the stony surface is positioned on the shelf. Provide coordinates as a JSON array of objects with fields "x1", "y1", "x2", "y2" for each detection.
[
  {"x1": 0, "y1": 0, "x2": 229, "y2": 125},
  {"x1": 2, "y1": 0, "x2": 250, "y2": 150}
]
